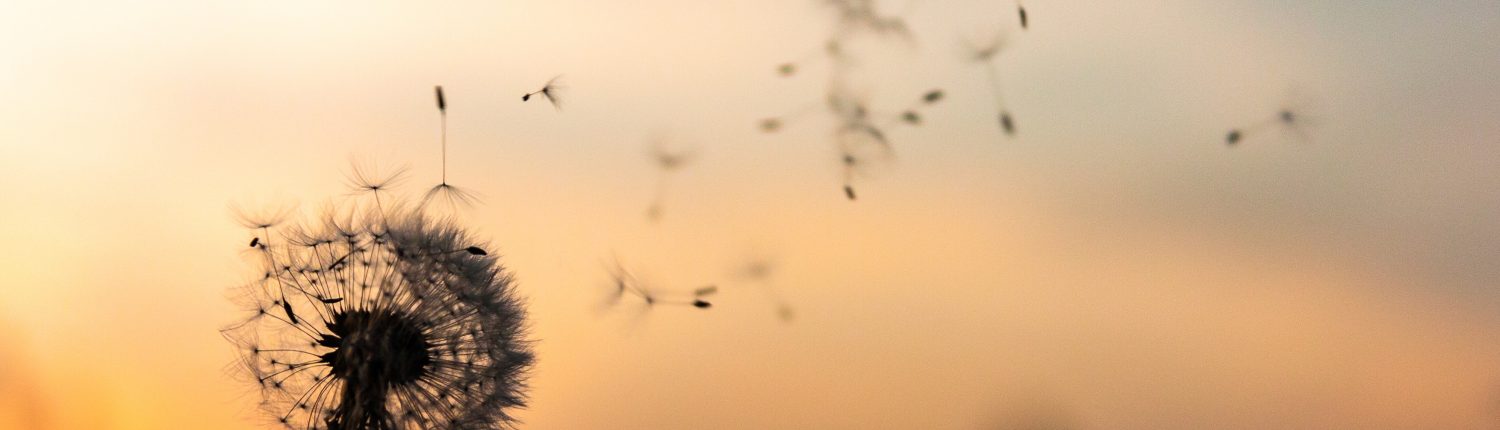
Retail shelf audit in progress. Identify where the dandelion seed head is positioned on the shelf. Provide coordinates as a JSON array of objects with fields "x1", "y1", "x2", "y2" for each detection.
[{"x1": 224, "y1": 204, "x2": 531, "y2": 430}]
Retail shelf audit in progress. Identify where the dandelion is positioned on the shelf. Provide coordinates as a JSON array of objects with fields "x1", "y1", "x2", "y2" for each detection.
[
  {"x1": 521, "y1": 76, "x2": 564, "y2": 111},
  {"x1": 223, "y1": 202, "x2": 532, "y2": 430}
]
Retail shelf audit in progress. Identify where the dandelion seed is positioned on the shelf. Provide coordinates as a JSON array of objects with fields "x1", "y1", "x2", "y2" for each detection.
[
  {"x1": 423, "y1": 86, "x2": 478, "y2": 211},
  {"x1": 901, "y1": 111, "x2": 920, "y2": 125},
  {"x1": 759, "y1": 118, "x2": 783, "y2": 132},
  {"x1": 345, "y1": 160, "x2": 409, "y2": 213},
  {"x1": 1223, "y1": 91, "x2": 1320, "y2": 147},
  {"x1": 844, "y1": 184, "x2": 857, "y2": 200},
  {"x1": 778, "y1": 63, "x2": 797, "y2": 76},
  {"x1": 1225, "y1": 129, "x2": 1242, "y2": 146},
  {"x1": 999, "y1": 111, "x2": 1016, "y2": 136},
  {"x1": 923, "y1": 90, "x2": 944, "y2": 104},
  {"x1": 224, "y1": 204, "x2": 532, "y2": 430},
  {"x1": 1018, "y1": 4, "x2": 1029, "y2": 30},
  {"x1": 644, "y1": 137, "x2": 695, "y2": 222},
  {"x1": 522, "y1": 76, "x2": 565, "y2": 111},
  {"x1": 232, "y1": 200, "x2": 298, "y2": 231},
  {"x1": 733, "y1": 257, "x2": 795, "y2": 322},
  {"x1": 598, "y1": 259, "x2": 715, "y2": 313},
  {"x1": 250, "y1": 237, "x2": 261, "y2": 248}
]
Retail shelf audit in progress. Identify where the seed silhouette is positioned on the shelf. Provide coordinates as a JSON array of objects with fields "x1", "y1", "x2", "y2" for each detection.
[
  {"x1": 1222, "y1": 92, "x2": 1319, "y2": 147},
  {"x1": 923, "y1": 89, "x2": 944, "y2": 103},
  {"x1": 778, "y1": 63, "x2": 797, "y2": 76},
  {"x1": 522, "y1": 75, "x2": 565, "y2": 111},
  {"x1": 600, "y1": 258, "x2": 716, "y2": 312},
  {"x1": 422, "y1": 85, "x2": 478, "y2": 210}
]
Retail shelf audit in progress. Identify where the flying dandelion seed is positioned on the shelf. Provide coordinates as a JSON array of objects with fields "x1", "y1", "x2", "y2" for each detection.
[
  {"x1": 1222, "y1": 91, "x2": 1321, "y2": 147},
  {"x1": 778, "y1": 63, "x2": 797, "y2": 76},
  {"x1": 880, "y1": 89, "x2": 947, "y2": 128},
  {"x1": 759, "y1": 118, "x2": 783, "y2": 132},
  {"x1": 922, "y1": 89, "x2": 944, "y2": 104},
  {"x1": 999, "y1": 111, "x2": 1016, "y2": 136},
  {"x1": 423, "y1": 85, "x2": 479, "y2": 211},
  {"x1": 223, "y1": 201, "x2": 532, "y2": 430},
  {"x1": 1225, "y1": 129, "x2": 1243, "y2": 146},
  {"x1": 522, "y1": 76, "x2": 565, "y2": 111},
  {"x1": 644, "y1": 136, "x2": 695, "y2": 222},
  {"x1": 733, "y1": 257, "x2": 795, "y2": 322},
  {"x1": 961, "y1": 30, "x2": 1020, "y2": 138},
  {"x1": 598, "y1": 258, "x2": 714, "y2": 313},
  {"x1": 1017, "y1": 3, "x2": 1029, "y2": 30}
]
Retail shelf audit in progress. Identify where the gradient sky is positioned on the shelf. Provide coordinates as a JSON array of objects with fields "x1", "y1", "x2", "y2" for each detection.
[{"x1": 2, "y1": 1, "x2": 1499, "y2": 429}]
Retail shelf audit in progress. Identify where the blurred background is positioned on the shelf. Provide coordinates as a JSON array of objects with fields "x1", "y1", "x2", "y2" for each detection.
[{"x1": 2, "y1": 0, "x2": 1499, "y2": 428}]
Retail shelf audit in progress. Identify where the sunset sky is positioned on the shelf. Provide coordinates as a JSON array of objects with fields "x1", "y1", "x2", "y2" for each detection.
[{"x1": 2, "y1": 1, "x2": 1499, "y2": 429}]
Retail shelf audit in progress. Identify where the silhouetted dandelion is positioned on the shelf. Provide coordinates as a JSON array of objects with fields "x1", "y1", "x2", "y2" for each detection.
[
  {"x1": 224, "y1": 201, "x2": 532, "y2": 430},
  {"x1": 521, "y1": 76, "x2": 564, "y2": 111}
]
